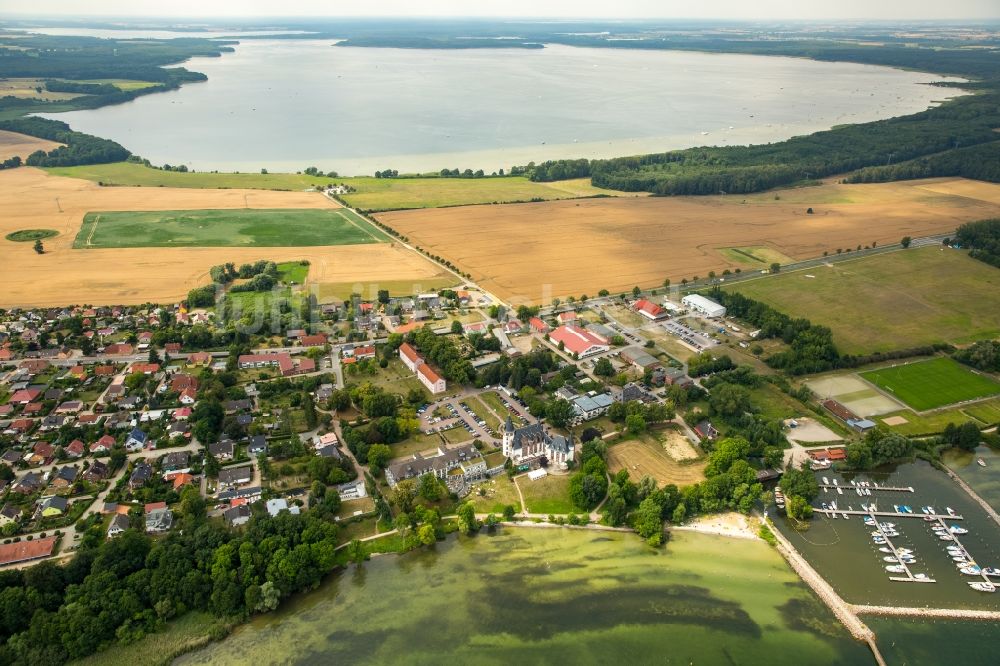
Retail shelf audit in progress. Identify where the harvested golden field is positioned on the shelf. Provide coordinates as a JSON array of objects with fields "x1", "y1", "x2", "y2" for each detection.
[
  {"x1": 607, "y1": 434, "x2": 707, "y2": 487},
  {"x1": 0, "y1": 130, "x2": 62, "y2": 161},
  {"x1": 377, "y1": 177, "x2": 1000, "y2": 303},
  {"x1": 0, "y1": 168, "x2": 449, "y2": 307}
]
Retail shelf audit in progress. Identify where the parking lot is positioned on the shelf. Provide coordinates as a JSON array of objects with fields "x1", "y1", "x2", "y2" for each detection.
[{"x1": 663, "y1": 319, "x2": 720, "y2": 352}]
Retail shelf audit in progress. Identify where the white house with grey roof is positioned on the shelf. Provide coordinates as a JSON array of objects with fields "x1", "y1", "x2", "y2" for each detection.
[{"x1": 502, "y1": 417, "x2": 573, "y2": 469}]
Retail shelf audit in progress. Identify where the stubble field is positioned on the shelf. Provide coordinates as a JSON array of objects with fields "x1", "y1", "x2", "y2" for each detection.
[
  {"x1": 0, "y1": 167, "x2": 450, "y2": 307},
  {"x1": 376, "y1": 177, "x2": 1000, "y2": 303},
  {"x1": 0, "y1": 129, "x2": 62, "y2": 161}
]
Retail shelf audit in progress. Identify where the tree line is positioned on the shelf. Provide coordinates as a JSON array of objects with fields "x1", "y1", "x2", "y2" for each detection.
[
  {"x1": 0, "y1": 493, "x2": 345, "y2": 665},
  {"x1": 0, "y1": 117, "x2": 130, "y2": 167},
  {"x1": 954, "y1": 219, "x2": 1000, "y2": 269},
  {"x1": 845, "y1": 141, "x2": 1000, "y2": 185}
]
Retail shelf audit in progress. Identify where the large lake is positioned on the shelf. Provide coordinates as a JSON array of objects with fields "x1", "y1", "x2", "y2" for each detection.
[
  {"x1": 177, "y1": 527, "x2": 873, "y2": 665},
  {"x1": 45, "y1": 40, "x2": 965, "y2": 175}
]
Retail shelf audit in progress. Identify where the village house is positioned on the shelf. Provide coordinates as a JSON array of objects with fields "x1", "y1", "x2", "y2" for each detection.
[
  {"x1": 125, "y1": 427, "x2": 148, "y2": 451},
  {"x1": 128, "y1": 461, "x2": 153, "y2": 490},
  {"x1": 107, "y1": 513, "x2": 130, "y2": 538},
  {"x1": 218, "y1": 465, "x2": 253, "y2": 489},
  {"x1": 209, "y1": 440, "x2": 234, "y2": 460},
  {"x1": 224, "y1": 504, "x2": 252, "y2": 527},
  {"x1": 145, "y1": 502, "x2": 173, "y2": 533}
]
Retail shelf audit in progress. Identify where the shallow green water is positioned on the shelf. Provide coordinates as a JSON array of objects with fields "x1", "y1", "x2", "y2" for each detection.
[
  {"x1": 773, "y1": 460, "x2": 1000, "y2": 610},
  {"x1": 178, "y1": 528, "x2": 872, "y2": 665},
  {"x1": 942, "y1": 445, "x2": 1000, "y2": 512}
]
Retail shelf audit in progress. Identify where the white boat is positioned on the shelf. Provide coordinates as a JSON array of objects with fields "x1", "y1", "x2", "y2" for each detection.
[
  {"x1": 921, "y1": 507, "x2": 930, "y2": 514},
  {"x1": 969, "y1": 582, "x2": 996, "y2": 593},
  {"x1": 884, "y1": 556, "x2": 899, "y2": 563},
  {"x1": 893, "y1": 505, "x2": 900, "y2": 513},
  {"x1": 885, "y1": 565, "x2": 905, "y2": 573},
  {"x1": 842, "y1": 513, "x2": 849, "y2": 519},
  {"x1": 950, "y1": 526, "x2": 969, "y2": 535},
  {"x1": 879, "y1": 547, "x2": 893, "y2": 553},
  {"x1": 947, "y1": 507, "x2": 956, "y2": 516},
  {"x1": 914, "y1": 573, "x2": 930, "y2": 580},
  {"x1": 978, "y1": 458, "x2": 987, "y2": 467},
  {"x1": 837, "y1": 487, "x2": 843, "y2": 495},
  {"x1": 983, "y1": 568, "x2": 1000, "y2": 577},
  {"x1": 822, "y1": 477, "x2": 829, "y2": 485},
  {"x1": 940, "y1": 535, "x2": 955, "y2": 541},
  {"x1": 961, "y1": 566, "x2": 983, "y2": 575},
  {"x1": 927, "y1": 507, "x2": 936, "y2": 515},
  {"x1": 897, "y1": 548, "x2": 913, "y2": 554}
]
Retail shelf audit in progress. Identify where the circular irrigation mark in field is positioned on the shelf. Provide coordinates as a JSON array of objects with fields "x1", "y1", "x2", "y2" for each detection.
[{"x1": 5, "y1": 229, "x2": 58, "y2": 242}]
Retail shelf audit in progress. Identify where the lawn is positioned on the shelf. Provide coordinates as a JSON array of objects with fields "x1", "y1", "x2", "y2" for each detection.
[
  {"x1": 74, "y1": 208, "x2": 384, "y2": 248},
  {"x1": 464, "y1": 396, "x2": 501, "y2": 432},
  {"x1": 518, "y1": 473, "x2": 577, "y2": 514},
  {"x1": 6, "y1": 228, "x2": 58, "y2": 242},
  {"x1": 728, "y1": 247, "x2": 1000, "y2": 355},
  {"x1": 277, "y1": 260, "x2": 310, "y2": 284},
  {"x1": 860, "y1": 357, "x2": 1000, "y2": 411},
  {"x1": 46, "y1": 162, "x2": 625, "y2": 210},
  {"x1": 468, "y1": 475, "x2": 522, "y2": 514}
]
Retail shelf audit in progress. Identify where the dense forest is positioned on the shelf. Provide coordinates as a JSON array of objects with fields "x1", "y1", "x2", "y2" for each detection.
[
  {"x1": 0, "y1": 117, "x2": 130, "y2": 166},
  {"x1": 0, "y1": 494, "x2": 344, "y2": 665},
  {"x1": 0, "y1": 32, "x2": 229, "y2": 121},
  {"x1": 954, "y1": 218, "x2": 1000, "y2": 269},
  {"x1": 522, "y1": 91, "x2": 1000, "y2": 195},
  {"x1": 845, "y1": 142, "x2": 1000, "y2": 185}
]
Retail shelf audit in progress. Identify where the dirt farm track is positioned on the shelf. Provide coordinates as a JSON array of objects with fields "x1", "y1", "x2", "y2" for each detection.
[
  {"x1": 377, "y1": 177, "x2": 1000, "y2": 303},
  {"x1": 0, "y1": 168, "x2": 447, "y2": 307}
]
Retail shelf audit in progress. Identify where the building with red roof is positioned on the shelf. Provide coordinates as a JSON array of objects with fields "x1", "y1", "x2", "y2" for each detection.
[
  {"x1": 0, "y1": 536, "x2": 57, "y2": 566},
  {"x1": 529, "y1": 317, "x2": 549, "y2": 334},
  {"x1": 549, "y1": 325, "x2": 610, "y2": 358},
  {"x1": 633, "y1": 299, "x2": 667, "y2": 321}
]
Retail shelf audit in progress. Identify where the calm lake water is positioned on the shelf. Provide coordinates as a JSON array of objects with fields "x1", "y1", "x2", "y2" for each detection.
[
  {"x1": 773, "y1": 460, "x2": 1000, "y2": 611},
  {"x1": 44, "y1": 40, "x2": 965, "y2": 175},
  {"x1": 868, "y1": 616, "x2": 1000, "y2": 665},
  {"x1": 943, "y1": 445, "x2": 1000, "y2": 512},
  {"x1": 177, "y1": 527, "x2": 873, "y2": 665}
]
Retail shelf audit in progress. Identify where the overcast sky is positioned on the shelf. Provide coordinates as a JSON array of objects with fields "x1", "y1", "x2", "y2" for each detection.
[{"x1": 2, "y1": 0, "x2": 998, "y2": 21}]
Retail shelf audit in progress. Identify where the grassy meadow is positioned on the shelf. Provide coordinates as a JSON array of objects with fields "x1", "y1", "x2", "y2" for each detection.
[
  {"x1": 74, "y1": 208, "x2": 384, "y2": 248},
  {"x1": 45, "y1": 162, "x2": 624, "y2": 210},
  {"x1": 860, "y1": 357, "x2": 1000, "y2": 411},
  {"x1": 729, "y1": 247, "x2": 1000, "y2": 355}
]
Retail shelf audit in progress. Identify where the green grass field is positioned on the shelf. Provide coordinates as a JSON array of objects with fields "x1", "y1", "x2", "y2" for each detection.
[
  {"x1": 276, "y1": 260, "x2": 310, "y2": 284},
  {"x1": 73, "y1": 208, "x2": 384, "y2": 248},
  {"x1": 46, "y1": 162, "x2": 626, "y2": 211},
  {"x1": 5, "y1": 228, "x2": 57, "y2": 242},
  {"x1": 860, "y1": 357, "x2": 1000, "y2": 411},
  {"x1": 729, "y1": 247, "x2": 1000, "y2": 355}
]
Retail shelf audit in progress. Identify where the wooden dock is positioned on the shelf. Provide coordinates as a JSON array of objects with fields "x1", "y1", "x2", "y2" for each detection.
[
  {"x1": 819, "y1": 509, "x2": 963, "y2": 520},
  {"x1": 869, "y1": 511, "x2": 936, "y2": 584},
  {"x1": 820, "y1": 483, "x2": 913, "y2": 493},
  {"x1": 931, "y1": 517, "x2": 993, "y2": 587}
]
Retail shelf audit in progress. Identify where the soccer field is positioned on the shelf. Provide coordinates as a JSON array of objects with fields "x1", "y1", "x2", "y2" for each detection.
[
  {"x1": 860, "y1": 357, "x2": 1000, "y2": 411},
  {"x1": 74, "y1": 208, "x2": 386, "y2": 248}
]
